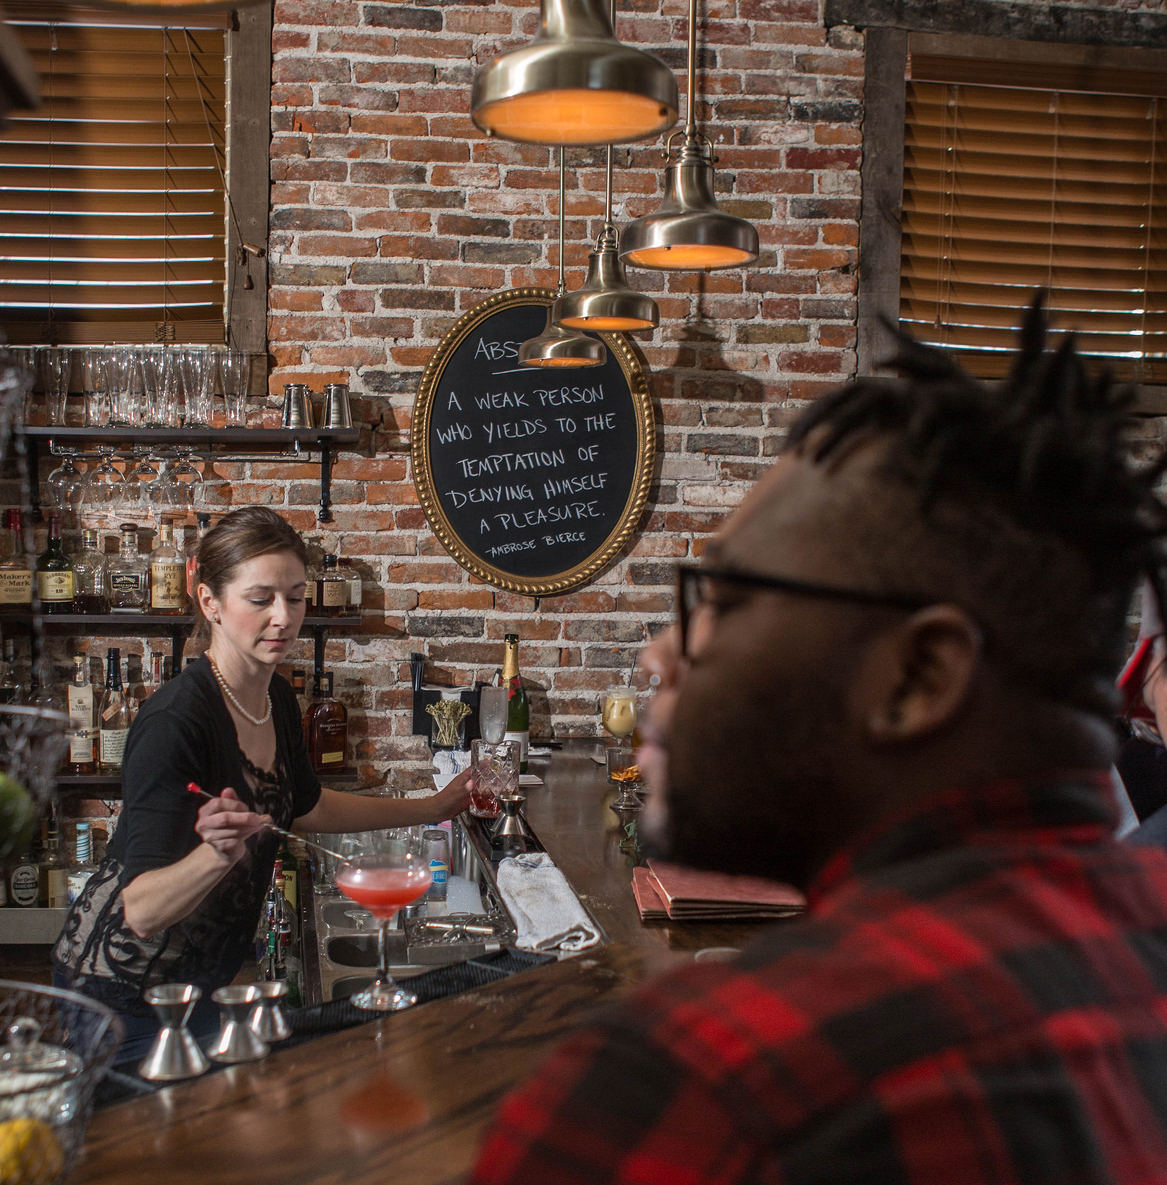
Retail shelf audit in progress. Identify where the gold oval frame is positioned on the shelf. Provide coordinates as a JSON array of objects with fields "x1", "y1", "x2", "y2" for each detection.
[{"x1": 412, "y1": 288, "x2": 654, "y2": 597}]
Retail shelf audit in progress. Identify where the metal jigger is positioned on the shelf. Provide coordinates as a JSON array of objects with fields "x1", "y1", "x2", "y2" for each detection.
[
  {"x1": 281, "y1": 383, "x2": 313, "y2": 429},
  {"x1": 491, "y1": 793, "x2": 531, "y2": 840},
  {"x1": 140, "y1": 984, "x2": 209, "y2": 1081},
  {"x1": 248, "y1": 981, "x2": 292, "y2": 1044},
  {"x1": 210, "y1": 986, "x2": 269, "y2": 1063},
  {"x1": 322, "y1": 383, "x2": 353, "y2": 429}
]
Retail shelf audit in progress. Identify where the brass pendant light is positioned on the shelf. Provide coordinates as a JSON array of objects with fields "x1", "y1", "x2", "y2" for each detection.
[
  {"x1": 618, "y1": 0, "x2": 759, "y2": 270},
  {"x1": 520, "y1": 150, "x2": 607, "y2": 368},
  {"x1": 551, "y1": 145, "x2": 659, "y2": 332},
  {"x1": 470, "y1": 0, "x2": 678, "y2": 147}
]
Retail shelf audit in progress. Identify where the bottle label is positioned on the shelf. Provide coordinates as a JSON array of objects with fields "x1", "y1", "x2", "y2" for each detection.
[
  {"x1": 320, "y1": 580, "x2": 347, "y2": 608},
  {"x1": 99, "y1": 726, "x2": 129, "y2": 766},
  {"x1": 46, "y1": 868, "x2": 68, "y2": 908},
  {"x1": 0, "y1": 570, "x2": 32, "y2": 604},
  {"x1": 110, "y1": 572, "x2": 145, "y2": 592},
  {"x1": 151, "y1": 562, "x2": 186, "y2": 609},
  {"x1": 428, "y1": 860, "x2": 448, "y2": 886},
  {"x1": 69, "y1": 727, "x2": 96, "y2": 765},
  {"x1": 37, "y1": 570, "x2": 74, "y2": 602},
  {"x1": 504, "y1": 729, "x2": 529, "y2": 766},
  {"x1": 319, "y1": 750, "x2": 344, "y2": 764},
  {"x1": 10, "y1": 863, "x2": 38, "y2": 907},
  {"x1": 67, "y1": 869, "x2": 93, "y2": 906}
]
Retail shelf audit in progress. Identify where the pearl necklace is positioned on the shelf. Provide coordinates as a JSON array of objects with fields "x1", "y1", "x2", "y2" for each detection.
[{"x1": 209, "y1": 658, "x2": 272, "y2": 728}]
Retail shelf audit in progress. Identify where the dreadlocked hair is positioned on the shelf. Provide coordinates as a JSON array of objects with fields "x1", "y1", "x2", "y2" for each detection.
[{"x1": 786, "y1": 293, "x2": 1167, "y2": 717}]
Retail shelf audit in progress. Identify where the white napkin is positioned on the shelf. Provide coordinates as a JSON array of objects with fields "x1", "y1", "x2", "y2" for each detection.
[
  {"x1": 496, "y1": 852, "x2": 600, "y2": 952},
  {"x1": 432, "y1": 749, "x2": 470, "y2": 790}
]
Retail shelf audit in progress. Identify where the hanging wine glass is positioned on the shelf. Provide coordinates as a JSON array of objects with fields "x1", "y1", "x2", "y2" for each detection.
[
  {"x1": 170, "y1": 448, "x2": 204, "y2": 516},
  {"x1": 123, "y1": 452, "x2": 161, "y2": 519},
  {"x1": 45, "y1": 453, "x2": 87, "y2": 524},
  {"x1": 83, "y1": 448, "x2": 126, "y2": 529}
]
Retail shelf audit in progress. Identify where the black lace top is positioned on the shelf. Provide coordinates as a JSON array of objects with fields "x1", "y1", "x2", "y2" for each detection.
[{"x1": 52, "y1": 657, "x2": 321, "y2": 1017}]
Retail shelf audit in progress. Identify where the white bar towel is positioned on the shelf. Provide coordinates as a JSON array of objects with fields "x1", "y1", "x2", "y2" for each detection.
[{"x1": 496, "y1": 852, "x2": 600, "y2": 952}]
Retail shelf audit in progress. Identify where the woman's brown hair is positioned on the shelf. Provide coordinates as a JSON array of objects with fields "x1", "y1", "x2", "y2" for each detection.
[{"x1": 193, "y1": 507, "x2": 308, "y2": 632}]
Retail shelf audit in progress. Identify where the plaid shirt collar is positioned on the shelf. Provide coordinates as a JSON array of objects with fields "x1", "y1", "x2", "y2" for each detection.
[{"x1": 806, "y1": 769, "x2": 1118, "y2": 909}]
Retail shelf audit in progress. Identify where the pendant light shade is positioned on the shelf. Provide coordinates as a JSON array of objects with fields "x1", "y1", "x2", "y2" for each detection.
[
  {"x1": 619, "y1": 0, "x2": 758, "y2": 271},
  {"x1": 552, "y1": 228, "x2": 659, "y2": 330},
  {"x1": 620, "y1": 132, "x2": 759, "y2": 270},
  {"x1": 519, "y1": 312, "x2": 608, "y2": 367},
  {"x1": 470, "y1": 0, "x2": 678, "y2": 146}
]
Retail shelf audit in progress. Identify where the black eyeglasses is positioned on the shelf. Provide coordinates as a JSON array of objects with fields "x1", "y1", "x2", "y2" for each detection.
[{"x1": 675, "y1": 562, "x2": 931, "y2": 660}]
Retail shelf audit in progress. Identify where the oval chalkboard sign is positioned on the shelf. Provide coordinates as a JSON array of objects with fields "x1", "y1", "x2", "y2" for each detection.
[{"x1": 412, "y1": 288, "x2": 654, "y2": 596}]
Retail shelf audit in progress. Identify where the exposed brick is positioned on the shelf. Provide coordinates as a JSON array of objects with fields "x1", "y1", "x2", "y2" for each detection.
[{"x1": 364, "y1": 5, "x2": 443, "y2": 29}]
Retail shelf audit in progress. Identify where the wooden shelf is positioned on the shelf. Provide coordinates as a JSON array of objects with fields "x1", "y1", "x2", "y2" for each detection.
[{"x1": 0, "y1": 908, "x2": 67, "y2": 945}]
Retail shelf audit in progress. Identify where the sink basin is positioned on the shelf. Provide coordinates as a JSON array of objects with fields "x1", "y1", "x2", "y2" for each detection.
[
  {"x1": 325, "y1": 932, "x2": 400, "y2": 968},
  {"x1": 321, "y1": 902, "x2": 376, "y2": 930}
]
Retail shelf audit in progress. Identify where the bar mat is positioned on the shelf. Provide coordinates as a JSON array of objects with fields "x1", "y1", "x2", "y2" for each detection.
[{"x1": 95, "y1": 947, "x2": 554, "y2": 1109}]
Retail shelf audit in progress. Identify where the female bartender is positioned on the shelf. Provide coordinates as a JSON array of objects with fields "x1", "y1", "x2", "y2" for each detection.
[{"x1": 53, "y1": 507, "x2": 471, "y2": 1050}]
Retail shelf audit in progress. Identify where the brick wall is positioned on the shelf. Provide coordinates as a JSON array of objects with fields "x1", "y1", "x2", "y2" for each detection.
[
  {"x1": 252, "y1": 0, "x2": 1158, "y2": 790},
  {"x1": 261, "y1": 0, "x2": 869, "y2": 788},
  {"x1": 7, "y1": 0, "x2": 1153, "y2": 798}
]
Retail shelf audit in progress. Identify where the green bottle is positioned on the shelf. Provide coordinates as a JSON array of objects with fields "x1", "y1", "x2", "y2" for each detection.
[{"x1": 502, "y1": 633, "x2": 530, "y2": 773}]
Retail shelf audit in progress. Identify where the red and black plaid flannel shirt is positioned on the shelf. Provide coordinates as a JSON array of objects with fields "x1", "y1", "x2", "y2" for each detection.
[{"x1": 471, "y1": 773, "x2": 1167, "y2": 1185}]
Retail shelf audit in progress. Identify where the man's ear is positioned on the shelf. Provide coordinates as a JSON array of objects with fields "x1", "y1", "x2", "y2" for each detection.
[{"x1": 854, "y1": 606, "x2": 984, "y2": 744}]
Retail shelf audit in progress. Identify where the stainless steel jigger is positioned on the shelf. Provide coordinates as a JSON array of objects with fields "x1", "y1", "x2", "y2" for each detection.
[
  {"x1": 491, "y1": 793, "x2": 531, "y2": 841},
  {"x1": 248, "y1": 981, "x2": 292, "y2": 1044},
  {"x1": 210, "y1": 986, "x2": 269, "y2": 1063},
  {"x1": 140, "y1": 984, "x2": 209, "y2": 1081}
]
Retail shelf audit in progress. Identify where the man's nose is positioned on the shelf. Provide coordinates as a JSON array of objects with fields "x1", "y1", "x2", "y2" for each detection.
[{"x1": 642, "y1": 623, "x2": 682, "y2": 692}]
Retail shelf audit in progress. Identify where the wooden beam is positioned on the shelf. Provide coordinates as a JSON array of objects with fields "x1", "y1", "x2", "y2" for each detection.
[
  {"x1": 825, "y1": 0, "x2": 1167, "y2": 51},
  {"x1": 857, "y1": 26, "x2": 907, "y2": 377}
]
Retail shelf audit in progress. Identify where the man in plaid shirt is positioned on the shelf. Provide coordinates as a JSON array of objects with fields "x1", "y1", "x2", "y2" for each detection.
[{"x1": 471, "y1": 300, "x2": 1167, "y2": 1184}]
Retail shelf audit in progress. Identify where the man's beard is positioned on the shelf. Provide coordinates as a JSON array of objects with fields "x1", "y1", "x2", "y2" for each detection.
[{"x1": 657, "y1": 666, "x2": 846, "y2": 892}]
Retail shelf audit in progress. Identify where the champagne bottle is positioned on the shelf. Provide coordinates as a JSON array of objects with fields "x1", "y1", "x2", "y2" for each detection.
[
  {"x1": 502, "y1": 633, "x2": 530, "y2": 773},
  {"x1": 36, "y1": 512, "x2": 75, "y2": 614},
  {"x1": 98, "y1": 647, "x2": 131, "y2": 773}
]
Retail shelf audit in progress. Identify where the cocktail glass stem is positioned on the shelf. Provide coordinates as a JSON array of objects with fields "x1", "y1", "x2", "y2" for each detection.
[{"x1": 351, "y1": 915, "x2": 418, "y2": 1011}]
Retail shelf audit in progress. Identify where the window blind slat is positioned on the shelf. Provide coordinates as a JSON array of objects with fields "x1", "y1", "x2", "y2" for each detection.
[
  {"x1": 0, "y1": 2, "x2": 228, "y2": 344},
  {"x1": 901, "y1": 59, "x2": 1165, "y2": 383}
]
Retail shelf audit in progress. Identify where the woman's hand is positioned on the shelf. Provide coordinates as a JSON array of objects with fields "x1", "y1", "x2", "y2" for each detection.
[
  {"x1": 427, "y1": 766, "x2": 474, "y2": 823},
  {"x1": 195, "y1": 787, "x2": 267, "y2": 866}
]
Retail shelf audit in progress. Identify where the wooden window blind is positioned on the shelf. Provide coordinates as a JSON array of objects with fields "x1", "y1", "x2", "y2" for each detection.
[
  {"x1": 900, "y1": 51, "x2": 1167, "y2": 384},
  {"x1": 0, "y1": 3, "x2": 230, "y2": 346}
]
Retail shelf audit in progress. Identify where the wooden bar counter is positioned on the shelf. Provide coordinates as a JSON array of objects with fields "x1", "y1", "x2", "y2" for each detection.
[{"x1": 71, "y1": 743, "x2": 768, "y2": 1185}]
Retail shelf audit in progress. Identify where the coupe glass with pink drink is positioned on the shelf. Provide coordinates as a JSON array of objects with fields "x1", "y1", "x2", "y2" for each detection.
[{"x1": 334, "y1": 852, "x2": 432, "y2": 1011}]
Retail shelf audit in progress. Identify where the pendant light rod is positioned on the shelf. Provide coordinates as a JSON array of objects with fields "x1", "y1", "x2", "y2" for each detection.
[
  {"x1": 558, "y1": 147, "x2": 567, "y2": 293},
  {"x1": 685, "y1": 0, "x2": 697, "y2": 135}
]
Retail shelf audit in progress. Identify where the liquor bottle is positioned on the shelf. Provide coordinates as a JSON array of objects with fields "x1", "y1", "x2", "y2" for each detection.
[
  {"x1": 0, "y1": 508, "x2": 33, "y2": 613},
  {"x1": 98, "y1": 647, "x2": 132, "y2": 773},
  {"x1": 314, "y1": 553, "x2": 346, "y2": 617},
  {"x1": 303, "y1": 556, "x2": 317, "y2": 611},
  {"x1": 290, "y1": 668, "x2": 307, "y2": 712},
  {"x1": 39, "y1": 806, "x2": 68, "y2": 909},
  {"x1": 150, "y1": 520, "x2": 187, "y2": 614},
  {"x1": 67, "y1": 821, "x2": 97, "y2": 904},
  {"x1": 338, "y1": 557, "x2": 362, "y2": 610},
  {"x1": 0, "y1": 638, "x2": 21, "y2": 704},
  {"x1": 148, "y1": 652, "x2": 166, "y2": 695},
  {"x1": 7, "y1": 847, "x2": 39, "y2": 907},
  {"x1": 502, "y1": 633, "x2": 530, "y2": 773},
  {"x1": 126, "y1": 653, "x2": 149, "y2": 715},
  {"x1": 186, "y1": 512, "x2": 210, "y2": 600},
  {"x1": 280, "y1": 840, "x2": 299, "y2": 913},
  {"x1": 66, "y1": 652, "x2": 97, "y2": 775},
  {"x1": 107, "y1": 523, "x2": 148, "y2": 612},
  {"x1": 36, "y1": 512, "x2": 75, "y2": 614},
  {"x1": 72, "y1": 528, "x2": 109, "y2": 614},
  {"x1": 304, "y1": 671, "x2": 348, "y2": 774}
]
